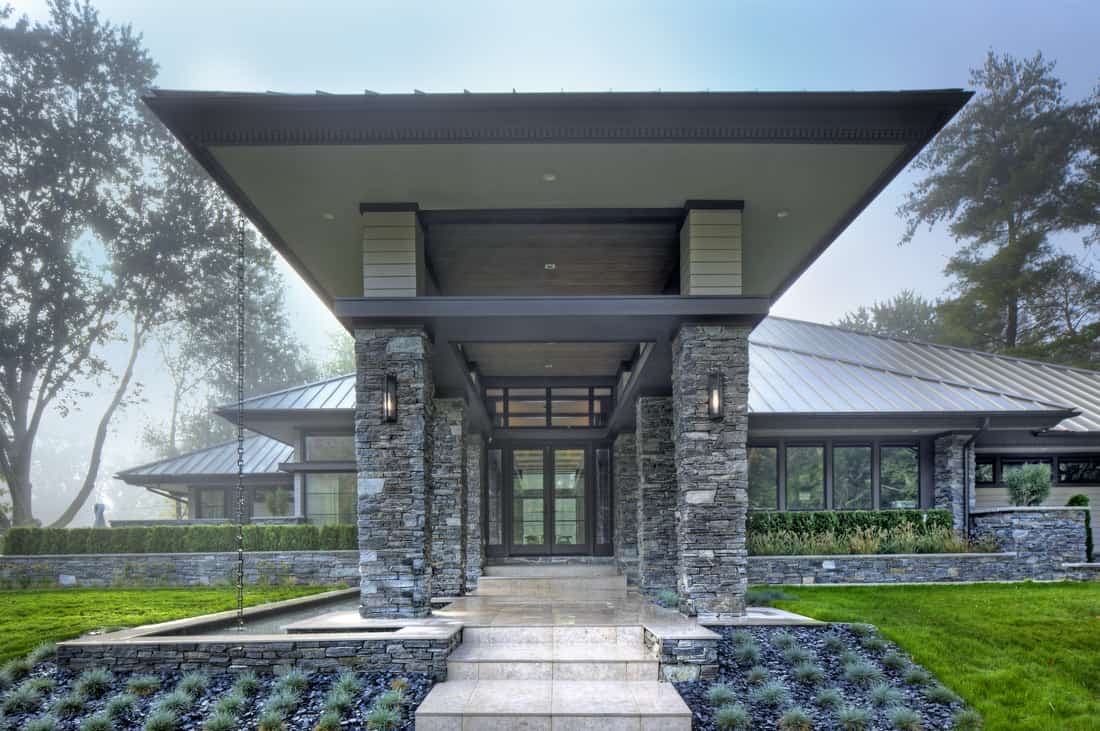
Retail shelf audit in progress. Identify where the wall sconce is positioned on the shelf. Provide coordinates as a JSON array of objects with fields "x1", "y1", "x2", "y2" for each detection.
[
  {"x1": 382, "y1": 373, "x2": 398, "y2": 423},
  {"x1": 708, "y1": 371, "x2": 724, "y2": 421}
]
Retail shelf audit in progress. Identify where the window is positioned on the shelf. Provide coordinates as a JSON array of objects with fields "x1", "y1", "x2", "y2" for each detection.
[
  {"x1": 748, "y1": 447, "x2": 779, "y2": 509},
  {"x1": 304, "y1": 473, "x2": 357, "y2": 524},
  {"x1": 486, "y1": 449, "x2": 504, "y2": 547},
  {"x1": 304, "y1": 434, "x2": 355, "y2": 462},
  {"x1": 487, "y1": 387, "x2": 614, "y2": 428},
  {"x1": 976, "y1": 457, "x2": 995, "y2": 484},
  {"x1": 880, "y1": 445, "x2": 919, "y2": 509},
  {"x1": 196, "y1": 488, "x2": 226, "y2": 519},
  {"x1": 252, "y1": 486, "x2": 293, "y2": 518},
  {"x1": 786, "y1": 445, "x2": 824, "y2": 510},
  {"x1": 833, "y1": 445, "x2": 873, "y2": 510},
  {"x1": 1058, "y1": 456, "x2": 1100, "y2": 484}
]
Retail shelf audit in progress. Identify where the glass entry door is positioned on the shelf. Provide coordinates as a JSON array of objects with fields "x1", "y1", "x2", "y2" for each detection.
[{"x1": 508, "y1": 446, "x2": 590, "y2": 555}]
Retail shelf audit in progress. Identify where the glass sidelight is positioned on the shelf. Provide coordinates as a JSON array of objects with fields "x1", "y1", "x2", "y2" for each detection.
[
  {"x1": 553, "y1": 449, "x2": 586, "y2": 546},
  {"x1": 511, "y1": 449, "x2": 546, "y2": 549}
]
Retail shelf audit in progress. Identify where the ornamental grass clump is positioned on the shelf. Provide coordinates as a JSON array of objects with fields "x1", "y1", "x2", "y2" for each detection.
[
  {"x1": 792, "y1": 661, "x2": 824, "y2": 684},
  {"x1": 656, "y1": 590, "x2": 680, "y2": 608},
  {"x1": 746, "y1": 665, "x2": 769, "y2": 685},
  {"x1": 27, "y1": 676, "x2": 56, "y2": 693},
  {"x1": 104, "y1": 693, "x2": 138, "y2": 721},
  {"x1": 213, "y1": 691, "x2": 245, "y2": 716},
  {"x1": 889, "y1": 706, "x2": 924, "y2": 730},
  {"x1": 861, "y1": 635, "x2": 888, "y2": 653},
  {"x1": 24, "y1": 717, "x2": 60, "y2": 731},
  {"x1": 314, "y1": 711, "x2": 342, "y2": 731},
  {"x1": 728, "y1": 630, "x2": 753, "y2": 647},
  {"x1": 52, "y1": 691, "x2": 88, "y2": 718},
  {"x1": 333, "y1": 671, "x2": 362, "y2": 696},
  {"x1": 179, "y1": 671, "x2": 210, "y2": 696},
  {"x1": 154, "y1": 689, "x2": 194, "y2": 715},
  {"x1": 2, "y1": 657, "x2": 33, "y2": 683},
  {"x1": 3, "y1": 682, "x2": 43, "y2": 714},
  {"x1": 772, "y1": 630, "x2": 798, "y2": 650},
  {"x1": 783, "y1": 646, "x2": 813, "y2": 665},
  {"x1": 264, "y1": 689, "x2": 300, "y2": 718},
  {"x1": 74, "y1": 668, "x2": 114, "y2": 699},
  {"x1": 324, "y1": 688, "x2": 354, "y2": 715},
  {"x1": 706, "y1": 682, "x2": 737, "y2": 706},
  {"x1": 80, "y1": 714, "x2": 112, "y2": 731},
  {"x1": 815, "y1": 687, "x2": 843, "y2": 709},
  {"x1": 202, "y1": 713, "x2": 238, "y2": 731},
  {"x1": 837, "y1": 650, "x2": 862, "y2": 668},
  {"x1": 778, "y1": 706, "x2": 814, "y2": 731},
  {"x1": 733, "y1": 642, "x2": 760, "y2": 666},
  {"x1": 713, "y1": 703, "x2": 751, "y2": 730},
  {"x1": 232, "y1": 670, "x2": 262, "y2": 697},
  {"x1": 275, "y1": 669, "x2": 310, "y2": 696},
  {"x1": 836, "y1": 705, "x2": 872, "y2": 731},
  {"x1": 144, "y1": 710, "x2": 180, "y2": 731},
  {"x1": 843, "y1": 660, "x2": 883, "y2": 687},
  {"x1": 750, "y1": 680, "x2": 790, "y2": 708},
  {"x1": 869, "y1": 682, "x2": 904, "y2": 707},
  {"x1": 848, "y1": 623, "x2": 876, "y2": 639},
  {"x1": 952, "y1": 707, "x2": 983, "y2": 730},
  {"x1": 125, "y1": 674, "x2": 161, "y2": 697},
  {"x1": 924, "y1": 684, "x2": 962, "y2": 705},
  {"x1": 365, "y1": 704, "x2": 401, "y2": 730},
  {"x1": 903, "y1": 667, "x2": 933, "y2": 687},
  {"x1": 257, "y1": 708, "x2": 287, "y2": 731},
  {"x1": 376, "y1": 688, "x2": 404, "y2": 711},
  {"x1": 821, "y1": 632, "x2": 846, "y2": 652},
  {"x1": 29, "y1": 643, "x2": 58, "y2": 665},
  {"x1": 883, "y1": 651, "x2": 909, "y2": 670}
]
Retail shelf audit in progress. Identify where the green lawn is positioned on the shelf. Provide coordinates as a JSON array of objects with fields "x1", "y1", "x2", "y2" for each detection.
[
  {"x1": 771, "y1": 582, "x2": 1100, "y2": 731},
  {"x1": 0, "y1": 585, "x2": 332, "y2": 663}
]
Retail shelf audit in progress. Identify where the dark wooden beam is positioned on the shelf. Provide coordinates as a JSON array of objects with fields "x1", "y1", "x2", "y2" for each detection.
[{"x1": 607, "y1": 342, "x2": 658, "y2": 434}]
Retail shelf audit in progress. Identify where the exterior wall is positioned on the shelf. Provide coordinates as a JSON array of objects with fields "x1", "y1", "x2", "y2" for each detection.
[
  {"x1": 976, "y1": 484, "x2": 1100, "y2": 550},
  {"x1": 464, "y1": 433, "x2": 484, "y2": 594},
  {"x1": 429, "y1": 398, "x2": 467, "y2": 597},
  {"x1": 970, "y1": 507, "x2": 1087, "y2": 576},
  {"x1": 613, "y1": 432, "x2": 640, "y2": 587},
  {"x1": 635, "y1": 397, "x2": 677, "y2": 598},
  {"x1": 749, "y1": 552, "x2": 1023, "y2": 585},
  {"x1": 355, "y1": 327, "x2": 434, "y2": 618},
  {"x1": 934, "y1": 434, "x2": 975, "y2": 530},
  {"x1": 361, "y1": 209, "x2": 426, "y2": 297},
  {"x1": 0, "y1": 551, "x2": 359, "y2": 588},
  {"x1": 679, "y1": 208, "x2": 742, "y2": 295},
  {"x1": 58, "y1": 632, "x2": 460, "y2": 678},
  {"x1": 672, "y1": 324, "x2": 750, "y2": 620}
]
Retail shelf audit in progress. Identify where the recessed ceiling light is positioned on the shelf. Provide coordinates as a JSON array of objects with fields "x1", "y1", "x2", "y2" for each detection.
[
  {"x1": 776, "y1": 209, "x2": 790, "y2": 219},
  {"x1": 541, "y1": 171, "x2": 558, "y2": 183},
  {"x1": 321, "y1": 212, "x2": 335, "y2": 220},
  {"x1": 544, "y1": 363, "x2": 553, "y2": 369},
  {"x1": 544, "y1": 263, "x2": 557, "y2": 271}
]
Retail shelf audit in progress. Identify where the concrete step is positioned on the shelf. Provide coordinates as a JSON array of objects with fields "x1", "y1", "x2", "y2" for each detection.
[
  {"x1": 448, "y1": 641, "x2": 659, "y2": 681},
  {"x1": 463, "y1": 625, "x2": 643, "y2": 646},
  {"x1": 474, "y1": 574, "x2": 628, "y2": 598},
  {"x1": 484, "y1": 563, "x2": 619, "y2": 578},
  {"x1": 415, "y1": 679, "x2": 692, "y2": 730}
]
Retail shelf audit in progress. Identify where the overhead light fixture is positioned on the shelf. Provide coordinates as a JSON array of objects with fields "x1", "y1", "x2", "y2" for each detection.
[
  {"x1": 541, "y1": 171, "x2": 558, "y2": 182},
  {"x1": 382, "y1": 373, "x2": 398, "y2": 423},
  {"x1": 776, "y1": 209, "x2": 790, "y2": 219},
  {"x1": 544, "y1": 263, "x2": 557, "y2": 271},
  {"x1": 708, "y1": 371, "x2": 724, "y2": 421},
  {"x1": 321, "y1": 212, "x2": 336, "y2": 221},
  {"x1": 544, "y1": 363, "x2": 553, "y2": 369}
]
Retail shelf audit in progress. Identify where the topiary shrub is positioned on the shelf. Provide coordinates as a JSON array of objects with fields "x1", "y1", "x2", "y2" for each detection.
[
  {"x1": 1005, "y1": 463, "x2": 1051, "y2": 506},
  {"x1": 1067, "y1": 494, "x2": 1093, "y2": 561}
]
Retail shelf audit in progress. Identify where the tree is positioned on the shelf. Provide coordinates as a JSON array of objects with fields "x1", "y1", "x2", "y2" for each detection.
[
  {"x1": 899, "y1": 51, "x2": 1094, "y2": 353},
  {"x1": 836, "y1": 290, "x2": 942, "y2": 341},
  {"x1": 318, "y1": 330, "x2": 355, "y2": 377}
]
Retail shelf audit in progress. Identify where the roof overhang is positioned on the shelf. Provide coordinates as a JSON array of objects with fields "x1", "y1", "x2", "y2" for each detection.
[
  {"x1": 211, "y1": 408, "x2": 354, "y2": 444},
  {"x1": 116, "y1": 474, "x2": 290, "y2": 488},
  {"x1": 144, "y1": 89, "x2": 971, "y2": 305},
  {"x1": 749, "y1": 410, "x2": 1078, "y2": 438}
]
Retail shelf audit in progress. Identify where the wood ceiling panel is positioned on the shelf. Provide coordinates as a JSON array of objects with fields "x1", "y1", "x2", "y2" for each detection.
[
  {"x1": 463, "y1": 342, "x2": 638, "y2": 378},
  {"x1": 426, "y1": 222, "x2": 678, "y2": 296}
]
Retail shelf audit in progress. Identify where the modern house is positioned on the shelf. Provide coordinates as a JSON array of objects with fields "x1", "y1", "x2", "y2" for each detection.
[{"x1": 134, "y1": 87, "x2": 1097, "y2": 621}]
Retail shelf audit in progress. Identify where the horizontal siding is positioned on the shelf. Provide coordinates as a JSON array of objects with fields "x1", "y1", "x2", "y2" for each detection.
[
  {"x1": 680, "y1": 208, "x2": 742, "y2": 295},
  {"x1": 362, "y1": 211, "x2": 422, "y2": 297}
]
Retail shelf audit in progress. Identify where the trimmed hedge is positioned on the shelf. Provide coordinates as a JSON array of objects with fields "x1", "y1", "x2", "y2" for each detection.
[
  {"x1": 747, "y1": 510, "x2": 953, "y2": 537},
  {"x1": 2, "y1": 524, "x2": 356, "y2": 556}
]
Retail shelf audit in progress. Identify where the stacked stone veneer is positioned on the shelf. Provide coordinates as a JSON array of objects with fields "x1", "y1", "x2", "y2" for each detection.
[
  {"x1": 672, "y1": 324, "x2": 750, "y2": 620},
  {"x1": 57, "y1": 631, "x2": 460, "y2": 678},
  {"x1": 429, "y1": 398, "x2": 467, "y2": 598},
  {"x1": 636, "y1": 397, "x2": 677, "y2": 598},
  {"x1": 613, "y1": 432, "x2": 640, "y2": 587},
  {"x1": 934, "y1": 434, "x2": 975, "y2": 531},
  {"x1": 464, "y1": 433, "x2": 484, "y2": 594},
  {"x1": 355, "y1": 327, "x2": 434, "y2": 618},
  {"x1": 0, "y1": 551, "x2": 359, "y2": 589},
  {"x1": 749, "y1": 552, "x2": 1022, "y2": 585},
  {"x1": 970, "y1": 507, "x2": 1087, "y2": 578},
  {"x1": 643, "y1": 627, "x2": 718, "y2": 682}
]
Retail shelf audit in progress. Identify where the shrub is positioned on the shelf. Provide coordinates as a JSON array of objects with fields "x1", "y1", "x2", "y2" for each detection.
[
  {"x1": 3, "y1": 683, "x2": 42, "y2": 714},
  {"x1": 655, "y1": 590, "x2": 680, "y2": 608},
  {"x1": 707, "y1": 683, "x2": 737, "y2": 706},
  {"x1": 793, "y1": 661, "x2": 824, "y2": 684},
  {"x1": 750, "y1": 680, "x2": 789, "y2": 708},
  {"x1": 179, "y1": 671, "x2": 210, "y2": 696},
  {"x1": 1005, "y1": 463, "x2": 1051, "y2": 506},
  {"x1": 74, "y1": 668, "x2": 114, "y2": 698},
  {"x1": 925, "y1": 684, "x2": 962, "y2": 705},
  {"x1": 125, "y1": 674, "x2": 162, "y2": 696},
  {"x1": 889, "y1": 706, "x2": 923, "y2": 730},
  {"x1": 869, "y1": 682, "x2": 904, "y2": 707},
  {"x1": 714, "y1": 703, "x2": 751, "y2": 730},
  {"x1": 783, "y1": 646, "x2": 812, "y2": 665},
  {"x1": 952, "y1": 707, "x2": 984, "y2": 730},
  {"x1": 366, "y1": 704, "x2": 401, "y2": 730},
  {"x1": 1068, "y1": 494, "x2": 1093, "y2": 561},
  {"x1": 815, "y1": 687, "x2": 843, "y2": 709},
  {"x1": 903, "y1": 667, "x2": 933, "y2": 687},
  {"x1": 315, "y1": 711, "x2": 343, "y2": 731},
  {"x1": 154, "y1": 690, "x2": 194, "y2": 714},
  {"x1": 778, "y1": 706, "x2": 814, "y2": 731},
  {"x1": 232, "y1": 670, "x2": 262, "y2": 697},
  {"x1": 746, "y1": 665, "x2": 769, "y2": 684},
  {"x1": 24, "y1": 718, "x2": 60, "y2": 731},
  {"x1": 843, "y1": 660, "x2": 883, "y2": 687},
  {"x1": 203, "y1": 712, "x2": 238, "y2": 731},
  {"x1": 52, "y1": 691, "x2": 88, "y2": 718},
  {"x1": 836, "y1": 705, "x2": 872, "y2": 731},
  {"x1": 144, "y1": 710, "x2": 180, "y2": 731},
  {"x1": 80, "y1": 715, "x2": 113, "y2": 731},
  {"x1": 748, "y1": 510, "x2": 952, "y2": 537},
  {"x1": 105, "y1": 693, "x2": 138, "y2": 720},
  {"x1": 883, "y1": 651, "x2": 909, "y2": 670}
]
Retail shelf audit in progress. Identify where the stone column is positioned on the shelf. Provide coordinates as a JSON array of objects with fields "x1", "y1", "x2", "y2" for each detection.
[
  {"x1": 672, "y1": 324, "x2": 750, "y2": 620},
  {"x1": 613, "y1": 433, "x2": 640, "y2": 587},
  {"x1": 430, "y1": 398, "x2": 467, "y2": 598},
  {"x1": 636, "y1": 397, "x2": 678, "y2": 598},
  {"x1": 464, "y1": 433, "x2": 484, "y2": 594},
  {"x1": 934, "y1": 434, "x2": 975, "y2": 533},
  {"x1": 355, "y1": 327, "x2": 434, "y2": 618}
]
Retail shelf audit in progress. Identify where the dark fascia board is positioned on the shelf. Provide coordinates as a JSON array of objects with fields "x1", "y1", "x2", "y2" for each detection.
[
  {"x1": 482, "y1": 376, "x2": 618, "y2": 388},
  {"x1": 491, "y1": 427, "x2": 611, "y2": 442},
  {"x1": 212, "y1": 407, "x2": 354, "y2": 420},
  {"x1": 278, "y1": 461, "x2": 356, "y2": 473},
  {"x1": 607, "y1": 343, "x2": 657, "y2": 433},
  {"x1": 418, "y1": 207, "x2": 689, "y2": 227},
  {"x1": 749, "y1": 410, "x2": 1075, "y2": 435}
]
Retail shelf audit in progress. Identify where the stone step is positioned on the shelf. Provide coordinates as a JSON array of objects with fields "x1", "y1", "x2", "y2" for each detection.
[
  {"x1": 484, "y1": 562, "x2": 619, "y2": 578},
  {"x1": 448, "y1": 641, "x2": 658, "y2": 681},
  {"x1": 474, "y1": 574, "x2": 628, "y2": 597},
  {"x1": 415, "y1": 679, "x2": 692, "y2": 730},
  {"x1": 463, "y1": 625, "x2": 642, "y2": 646}
]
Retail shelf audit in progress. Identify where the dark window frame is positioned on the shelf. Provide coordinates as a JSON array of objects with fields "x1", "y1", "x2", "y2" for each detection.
[
  {"x1": 747, "y1": 444, "x2": 781, "y2": 511},
  {"x1": 302, "y1": 471, "x2": 357, "y2": 525},
  {"x1": 784, "y1": 442, "x2": 827, "y2": 512},
  {"x1": 488, "y1": 386, "x2": 615, "y2": 429},
  {"x1": 831, "y1": 442, "x2": 875, "y2": 511},
  {"x1": 975, "y1": 453, "x2": 1100, "y2": 487},
  {"x1": 878, "y1": 442, "x2": 921, "y2": 510}
]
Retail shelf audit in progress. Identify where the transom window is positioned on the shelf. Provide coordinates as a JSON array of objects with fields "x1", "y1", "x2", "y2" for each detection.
[
  {"x1": 304, "y1": 434, "x2": 355, "y2": 462},
  {"x1": 487, "y1": 387, "x2": 613, "y2": 428},
  {"x1": 976, "y1": 454, "x2": 1100, "y2": 486}
]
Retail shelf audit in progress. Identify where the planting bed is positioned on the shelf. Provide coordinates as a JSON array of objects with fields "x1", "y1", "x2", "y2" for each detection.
[
  {"x1": 0, "y1": 646, "x2": 432, "y2": 730},
  {"x1": 675, "y1": 625, "x2": 979, "y2": 730}
]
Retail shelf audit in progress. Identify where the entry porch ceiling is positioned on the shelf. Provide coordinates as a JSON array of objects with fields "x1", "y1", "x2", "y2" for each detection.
[
  {"x1": 144, "y1": 89, "x2": 970, "y2": 305},
  {"x1": 462, "y1": 342, "x2": 638, "y2": 378}
]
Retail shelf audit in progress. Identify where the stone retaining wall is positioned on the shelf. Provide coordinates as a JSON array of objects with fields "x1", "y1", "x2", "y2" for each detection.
[
  {"x1": 0, "y1": 550, "x2": 359, "y2": 588},
  {"x1": 642, "y1": 627, "x2": 718, "y2": 682},
  {"x1": 970, "y1": 507, "x2": 1087, "y2": 578},
  {"x1": 748, "y1": 552, "x2": 1023, "y2": 585}
]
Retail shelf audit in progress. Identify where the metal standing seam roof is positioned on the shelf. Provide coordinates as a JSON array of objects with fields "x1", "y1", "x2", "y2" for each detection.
[
  {"x1": 224, "y1": 374, "x2": 356, "y2": 412},
  {"x1": 116, "y1": 434, "x2": 294, "y2": 482},
  {"x1": 751, "y1": 318, "x2": 1099, "y2": 431}
]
